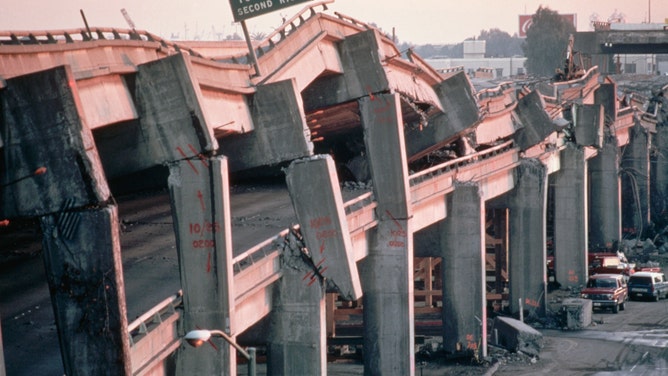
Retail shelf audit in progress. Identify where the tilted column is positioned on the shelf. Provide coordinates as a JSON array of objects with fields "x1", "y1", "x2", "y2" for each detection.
[
  {"x1": 358, "y1": 92, "x2": 415, "y2": 375},
  {"x1": 1, "y1": 65, "x2": 130, "y2": 375},
  {"x1": 275, "y1": 155, "x2": 362, "y2": 374},
  {"x1": 589, "y1": 135, "x2": 621, "y2": 250},
  {"x1": 552, "y1": 145, "x2": 588, "y2": 288},
  {"x1": 169, "y1": 156, "x2": 235, "y2": 376},
  {"x1": 508, "y1": 159, "x2": 548, "y2": 317},
  {"x1": 440, "y1": 183, "x2": 487, "y2": 358}
]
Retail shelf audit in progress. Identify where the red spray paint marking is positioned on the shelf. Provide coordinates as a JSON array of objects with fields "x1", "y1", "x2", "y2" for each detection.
[
  {"x1": 188, "y1": 144, "x2": 209, "y2": 168},
  {"x1": 176, "y1": 146, "x2": 199, "y2": 174},
  {"x1": 197, "y1": 190, "x2": 206, "y2": 211},
  {"x1": 320, "y1": 239, "x2": 326, "y2": 254},
  {"x1": 385, "y1": 209, "x2": 404, "y2": 231},
  {"x1": 365, "y1": 85, "x2": 375, "y2": 100},
  {"x1": 206, "y1": 252, "x2": 212, "y2": 273},
  {"x1": 303, "y1": 271, "x2": 314, "y2": 281}
]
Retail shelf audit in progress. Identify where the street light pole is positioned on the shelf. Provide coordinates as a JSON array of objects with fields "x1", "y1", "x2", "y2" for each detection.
[{"x1": 184, "y1": 329, "x2": 256, "y2": 376}]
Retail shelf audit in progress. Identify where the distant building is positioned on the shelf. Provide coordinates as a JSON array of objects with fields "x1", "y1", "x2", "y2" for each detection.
[
  {"x1": 463, "y1": 40, "x2": 486, "y2": 59},
  {"x1": 425, "y1": 57, "x2": 526, "y2": 79}
]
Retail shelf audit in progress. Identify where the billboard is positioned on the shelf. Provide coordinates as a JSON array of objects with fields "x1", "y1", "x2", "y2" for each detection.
[
  {"x1": 230, "y1": 0, "x2": 313, "y2": 22},
  {"x1": 519, "y1": 13, "x2": 577, "y2": 37}
]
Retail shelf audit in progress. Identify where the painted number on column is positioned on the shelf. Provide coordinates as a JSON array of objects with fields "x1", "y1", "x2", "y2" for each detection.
[{"x1": 568, "y1": 269, "x2": 579, "y2": 283}]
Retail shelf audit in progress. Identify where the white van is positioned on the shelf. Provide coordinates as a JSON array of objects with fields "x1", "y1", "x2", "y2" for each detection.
[{"x1": 627, "y1": 271, "x2": 668, "y2": 301}]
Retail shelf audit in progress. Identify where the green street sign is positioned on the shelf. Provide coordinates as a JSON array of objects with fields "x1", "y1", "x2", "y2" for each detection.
[{"x1": 230, "y1": 0, "x2": 313, "y2": 22}]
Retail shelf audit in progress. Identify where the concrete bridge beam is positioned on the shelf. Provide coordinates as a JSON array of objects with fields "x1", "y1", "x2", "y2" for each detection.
[
  {"x1": 514, "y1": 91, "x2": 557, "y2": 151},
  {"x1": 218, "y1": 78, "x2": 313, "y2": 172},
  {"x1": 301, "y1": 29, "x2": 389, "y2": 110},
  {"x1": 405, "y1": 71, "x2": 480, "y2": 160},
  {"x1": 95, "y1": 53, "x2": 218, "y2": 179},
  {"x1": 359, "y1": 92, "x2": 414, "y2": 375}
]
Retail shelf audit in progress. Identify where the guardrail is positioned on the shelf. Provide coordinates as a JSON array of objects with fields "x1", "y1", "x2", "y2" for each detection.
[
  {"x1": 0, "y1": 27, "x2": 204, "y2": 57},
  {"x1": 129, "y1": 291, "x2": 183, "y2": 375}
]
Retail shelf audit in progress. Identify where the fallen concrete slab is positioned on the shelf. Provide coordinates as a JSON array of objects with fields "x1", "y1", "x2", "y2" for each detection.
[{"x1": 491, "y1": 316, "x2": 544, "y2": 356}]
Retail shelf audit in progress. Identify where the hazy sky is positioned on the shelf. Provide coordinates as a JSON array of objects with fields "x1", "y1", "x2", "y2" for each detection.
[{"x1": 2, "y1": 0, "x2": 667, "y2": 44}]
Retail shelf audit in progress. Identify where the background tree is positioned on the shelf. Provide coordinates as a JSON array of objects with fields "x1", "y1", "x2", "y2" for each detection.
[
  {"x1": 478, "y1": 28, "x2": 523, "y2": 58},
  {"x1": 522, "y1": 6, "x2": 576, "y2": 76}
]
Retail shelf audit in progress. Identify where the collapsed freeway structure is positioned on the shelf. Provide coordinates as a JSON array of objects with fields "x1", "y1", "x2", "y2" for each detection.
[{"x1": 1, "y1": 1, "x2": 668, "y2": 375}]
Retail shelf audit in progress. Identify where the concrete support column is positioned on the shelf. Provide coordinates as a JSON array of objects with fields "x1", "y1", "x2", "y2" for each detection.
[
  {"x1": 1, "y1": 65, "x2": 127, "y2": 375},
  {"x1": 41, "y1": 206, "x2": 131, "y2": 376},
  {"x1": 621, "y1": 123, "x2": 651, "y2": 238},
  {"x1": 276, "y1": 155, "x2": 362, "y2": 374},
  {"x1": 652, "y1": 125, "x2": 668, "y2": 224},
  {"x1": 440, "y1": 183, "x2": 486, "y2": 358},
  {"x1": 508, "y1": 159, "x2": 548, "y2": 318},
  {"x1": 359, "y1": 92, "x2": 414, "y2": 375},
  {"x1": 169, "y1": 156, "x2": 235, "y2": 376},
  {"x1": 552, "y1": 145, "x2": 588, "y2": 288},
  {"x1": 589, "y1": 136, "x2": 621, "y2": 250},
  {"x1": 267, "y1": 259, "x2": 326, "y2": 376}
]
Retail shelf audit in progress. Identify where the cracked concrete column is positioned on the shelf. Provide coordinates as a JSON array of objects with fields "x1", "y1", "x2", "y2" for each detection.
[
  {"x1": 0, "y1": 65, "x2": 129, "y2": 375},
  {"x1": 359, "y1": 92, "x2": 415, "y2": 375},
  {"x1": 440, "y1": 182, "x2": 487, "y2": 358},
  {"x1": 621, "y1": 122, "x2": 652, "y2": 238},
  {"x1": 508, "y1": 159, "x2": 548, "y2": 318},
  {"x1": 589, "y1": 135, "x2": 621, "y2": 250},
  {"x1": 552, "y1": 145, "x2": 588, "y2": 288},
  {"x1": 277, "y1": 155, "x2": 362, "y2": 374},
  {"x1": 169, "y1": 156, "x2": 235, "y2": 376},
  {"x1": 267, "y1": 234, "x2": 326, "y2": 376}
]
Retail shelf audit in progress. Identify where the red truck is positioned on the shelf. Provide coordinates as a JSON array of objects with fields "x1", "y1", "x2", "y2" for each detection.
[
  {"x1": 580, "y1": 273, "x2": 629, "y2": 313},
  {"x1": 588, "y1": 253, "x2": 635, "y2": 278}
]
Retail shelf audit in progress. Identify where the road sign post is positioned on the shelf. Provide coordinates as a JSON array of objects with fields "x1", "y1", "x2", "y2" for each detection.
[{"x1": 228, "y1": 0, "x2": 313, "y2": 77}]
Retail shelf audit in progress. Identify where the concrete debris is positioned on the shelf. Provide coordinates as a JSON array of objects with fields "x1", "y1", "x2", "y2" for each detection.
[
  {"x1": 559, "y1": 298, "x2": 592, "y2": 330},
  {"x1": 491, "y1": 316, "x2": 544, "y2": 356},
  {"x1": 341, "y1": 181, "x2": 373, "y2": 191}
]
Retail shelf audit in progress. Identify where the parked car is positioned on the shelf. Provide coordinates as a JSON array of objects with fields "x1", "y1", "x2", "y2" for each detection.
[
  {"x1": 580, "y1": 273, "x2": 628, "y2": 313},
  {"x1": 627, "y1": 271, "x2": 668, "y2": 301}
]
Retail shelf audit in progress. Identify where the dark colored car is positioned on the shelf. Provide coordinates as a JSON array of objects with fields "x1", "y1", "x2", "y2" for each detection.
[
  {"x1": 627, "y1": 271, "x2": 668, "y2": 301},
  {"x1": 580, "y1": 274, "x2": 628, "y2": 313}
]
